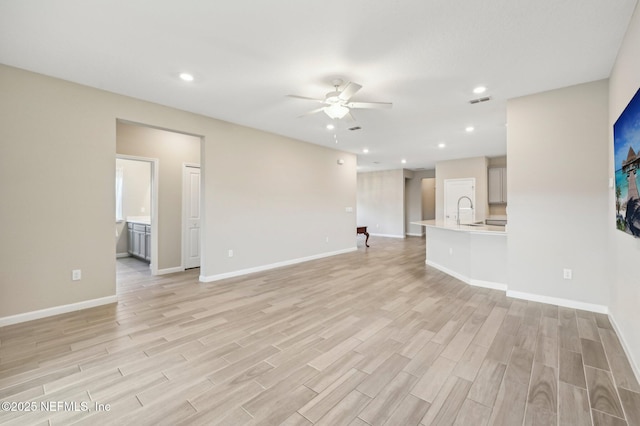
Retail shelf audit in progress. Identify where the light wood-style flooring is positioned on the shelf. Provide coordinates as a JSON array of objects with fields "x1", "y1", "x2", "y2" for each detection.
[{"x1": 1, "y1": 237, "x2": 639, "y2": 425}]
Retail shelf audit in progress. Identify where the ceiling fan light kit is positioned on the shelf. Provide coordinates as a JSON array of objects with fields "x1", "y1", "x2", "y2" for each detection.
[
  {"x1": 288, "y1": 79, "x2": 392, "y2": 121},
  {"x1": 324, "y1": 104, "x2": 350, "y2": 119}
]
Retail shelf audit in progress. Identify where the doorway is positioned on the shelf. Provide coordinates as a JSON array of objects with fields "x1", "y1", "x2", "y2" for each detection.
[
  {"x1": 421, "y1": 178, "x2": 436, "y2": 221},
  {"x1": 116, "y1": 120, "x2": 202, "y2": 279},
  {"x1": 115, "y1": 155, "x2": 159, "y2": 293}
]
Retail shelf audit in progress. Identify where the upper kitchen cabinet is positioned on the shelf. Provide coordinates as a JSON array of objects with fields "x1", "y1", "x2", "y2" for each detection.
[{"x1": 488, "y1": 167, "x2": 507, "y2": 204}]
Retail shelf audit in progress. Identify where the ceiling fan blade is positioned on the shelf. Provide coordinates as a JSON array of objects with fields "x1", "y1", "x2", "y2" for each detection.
[
  {"x1": 297, "y1": 107, "x2": 325, "y2": 117},
  {"x1": 348, "y1": 101, "x2": 392, "y2": 109},
  {"x1": 338, "y1": 82, "x2": 362, "y2": 101},
  {"x1": 345, "y1": 111, "x2": 357, "y2": 122},
  {"x1": 287, "y1": 95, "x2": 325, "y2": 103}
]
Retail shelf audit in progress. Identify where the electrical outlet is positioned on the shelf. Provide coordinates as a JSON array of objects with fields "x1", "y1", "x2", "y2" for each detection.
[
  {"x1": 228, "y1": 249, "x2": 233, "y2": 258},
  {"x1": 72, "y1": 269, "x2": 82, "y2": 281},
  {"x1": 449, "y1": 248, "x2": 453, "y2": 255},
  {"x1": 563, "y1": 268, "x2": 572, "y2": 280},
  {"x1": 325, "y1": 236, "x2": 329, "y2": 243}
]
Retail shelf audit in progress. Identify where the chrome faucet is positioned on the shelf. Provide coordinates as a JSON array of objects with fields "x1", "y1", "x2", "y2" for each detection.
[{"x1": 457, "y1": 196, "x2": 474, "y2": 226}]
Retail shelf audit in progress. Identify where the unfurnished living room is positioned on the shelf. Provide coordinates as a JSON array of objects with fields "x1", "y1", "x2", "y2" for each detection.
[{"x1": 1, "y1": 2, "x2": 640, "y2": 425}]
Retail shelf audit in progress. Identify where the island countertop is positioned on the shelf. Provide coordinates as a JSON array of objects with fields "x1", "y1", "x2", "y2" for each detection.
[
  {"x1": 412, "y1": 219, "x2": 506, "y2": 234},
  {"x1": 412, "y1": 219, "x2": 508, "y2": 290}
]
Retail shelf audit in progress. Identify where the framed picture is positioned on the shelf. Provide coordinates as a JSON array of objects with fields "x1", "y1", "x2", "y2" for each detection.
[{"x1": 614, "y1": 87, "x2": 640, "y2": 237}]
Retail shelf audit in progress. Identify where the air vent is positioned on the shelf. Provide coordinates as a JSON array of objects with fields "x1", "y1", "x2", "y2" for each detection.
[
  {"x1": 372, "y1": 161, "x2": 380, "y2": 164},
  {"x1": 469, "y1": 96, "x2": 492, "y2": 105},
  {"x1": 348, "y1": 126, "x2": 362, "y2": 131}
]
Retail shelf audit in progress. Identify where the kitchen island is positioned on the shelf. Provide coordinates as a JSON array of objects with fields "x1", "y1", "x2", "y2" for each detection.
[{"x1": 413, "y1": 220, "x2": 507, "y2": 291}]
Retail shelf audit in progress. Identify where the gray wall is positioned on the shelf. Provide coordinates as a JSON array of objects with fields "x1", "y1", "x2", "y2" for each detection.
[
  {"x1": 117, "y1": 123, "x2": 200, "y2": 271},
  {"x1": 507, "y1": 80, "x2": 610, "y2": 306},
  {"x1": 609, "y1": 3, "x2": 640, "y2": 378},
  {"x1": 0, "y1": 64, "x2": 356, "y2": 318}
]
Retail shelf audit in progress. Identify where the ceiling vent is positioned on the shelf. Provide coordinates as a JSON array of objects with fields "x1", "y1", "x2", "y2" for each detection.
[
  {"x1": 469, "y1": 96, "x2": 492, "y2": 105},
  {"x1": 348, "y1": 126, "x2": 362, "y2": 131}
]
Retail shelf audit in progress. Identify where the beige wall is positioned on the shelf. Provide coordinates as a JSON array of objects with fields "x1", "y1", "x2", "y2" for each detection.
[
  {"x1": 507, "y1": 80, "x2": 610, "y2": 306},
  {"x1": 609, "y1": 3, "x2": 640, "y2": 377},
  {"x1": 207, "y1": 127, "x2": 357, "y2": 276},
  {"x1": 357, "y1": 168, "x2": 435, "y2": 237},
  {"x1": 357, "y1": 169, "x2": 405, "y2": 237},
  {"x1": 0, "y1": 64, "x2": 356, "y2": 319},
  {"x1": 421, "y1": 178, "x2": 436, "y2": 221},
  {"x1": 405, "y1": 169, "x2": 436, "y2": 235},
  {"x1": 115, "y1": 158, "x2": 151, "y2": 255},
  {"x1": 117, "y1": 123, "x2": 200, "y2": 270},
  {"x1": 435, "y1": 156, "x2": 489, "y2": 221}
]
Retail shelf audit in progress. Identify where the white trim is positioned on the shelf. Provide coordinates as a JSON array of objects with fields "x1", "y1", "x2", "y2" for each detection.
[
  {"x1": 506, "y1": 290, "x2": 608, "y2": 314},
  {"x1": 425, "y1": 260, "x2": 470, "y2": 284},
  {"x1": 200, "y1": 247, "x2": 357, "y2": 282},
  {"x1": 156, "y1": 266, "x2": 185, "y2": 275},
  {"x1": 608, "y1": 313, "x2": 640, "y2": 386},
  {"x1": 369, "y1": 233, "x2": 406, "y2": 239},
  {"x1": 406, "y1": 233, "x2": 424, "y2": 237},
  {"x1": 116, "y1": 252, "x2": 130, "y2": 258},
  {"x1": 469, "y1": 279, "x2": 508, "y2": 292},
  {"x1": 0, "y1": 296, "x2": 118, "y2": 327}
]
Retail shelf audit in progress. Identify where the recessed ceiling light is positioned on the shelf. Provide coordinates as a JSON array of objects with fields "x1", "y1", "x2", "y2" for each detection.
[
  {"x1": 438, "y1": 143, "x2": 446, "y2": 148},
  {"x1": 465, "y1": 126, "x2": 475, "y2": 133},
  {"x1": 362, "y1": 148, "x2": 369, "y2": 153},
  {"x1": 401, "y1": 159, "x2": 407, "y2": 164},
  {"x1": 179, "y1": 73, "x2": 194, "y2": 82},
  {"x1": 326, "y1": 124, "x2": 335, "y2": 130},
  {"x1": 473, "y1": 86, "x2": 486, "y2": 94}
]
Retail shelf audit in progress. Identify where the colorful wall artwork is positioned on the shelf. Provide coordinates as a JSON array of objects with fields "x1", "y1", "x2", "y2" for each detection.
[{"x1": 614, "y1": 87, "x2": 640, "y2": 237}]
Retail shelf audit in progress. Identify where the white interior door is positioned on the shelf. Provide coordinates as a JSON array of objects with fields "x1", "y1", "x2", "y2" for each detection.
[
  {"x1": 444, "y1": 178, "x2": 475, "y2": 225},
  {"x1": 183, "y1": 165, "x2": 201, "y2": 269}
]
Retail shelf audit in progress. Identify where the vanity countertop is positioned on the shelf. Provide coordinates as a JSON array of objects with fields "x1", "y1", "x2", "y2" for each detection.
[{"x1": 126, "y1": 216, "x2": 151, "y2": 225}]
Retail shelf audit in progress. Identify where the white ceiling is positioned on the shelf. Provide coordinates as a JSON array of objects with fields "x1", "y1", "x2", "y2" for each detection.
[{"x1": 1, "y1": 1, "x2": 637, "y2": 171}]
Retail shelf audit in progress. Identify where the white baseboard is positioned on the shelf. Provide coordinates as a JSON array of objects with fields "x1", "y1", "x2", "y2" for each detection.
[
  {"x1": 608, "y1": 313, "x2": 640, "y2": 387},
  {"x1": 506, "y1": 290, "x2": 608, "y2": 314},
  {"x1": 406, "y1": 233, "x2": 424, "y2": 237},
  {"x1": 369, "y1": 233, "x2": 406, "y2": 239},
  {"x1": 425, "y1": 260, "x2": 509, "y2": 291},
  {"x1": 469, "y1": 279, "x2": 508, "y2": 292},
  {"x1": 200, "y1": 247, "x2": 357, "y2": 283},
  {"x1": 426, "y1": 260, "x2": 607, "y2": 314},
  {"x1": 156, "y1": 266, "x2": 185, "y2": 275},
  {"x1": 116, "y1": 252, "x2": 130, "y2": 258},
  {"x1": 425, "y1": 260, "x2": 470, "y2": 285},
  {"x1": 0, "y1": 295, "x2": 118, "y2": 327}
]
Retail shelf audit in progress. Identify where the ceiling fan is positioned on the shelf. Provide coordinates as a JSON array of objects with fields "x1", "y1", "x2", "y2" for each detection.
[{"x1": 287, "y1": 79, "x2": 392, "y2": 120}]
